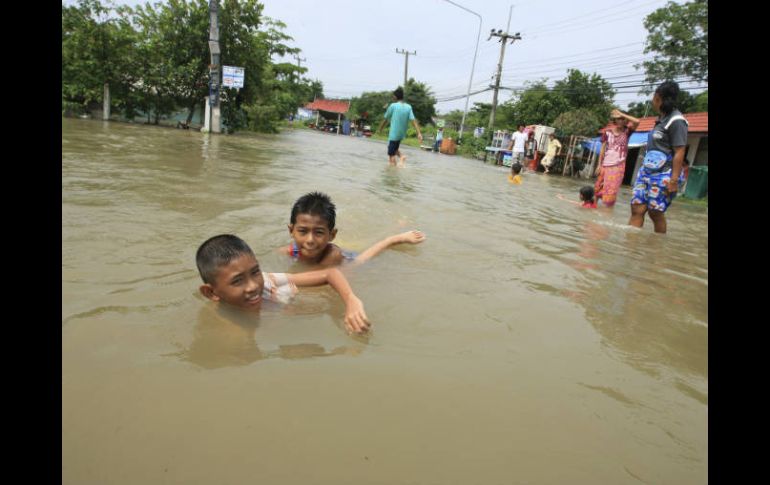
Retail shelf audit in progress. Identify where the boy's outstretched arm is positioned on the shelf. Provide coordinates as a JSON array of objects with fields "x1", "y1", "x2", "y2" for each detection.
[
  {"x1": 352, "y1": 230, "x2": 426, "y2": 265},
  {"x1": 287, "y1": 268, "x2": 370, "y2": 334},
  {"x1": 556, "y1": 194, "x2": 581, "y2": 206},
  {"x1": 378, "y1": 118, "x2": 388, "y2": 133}
]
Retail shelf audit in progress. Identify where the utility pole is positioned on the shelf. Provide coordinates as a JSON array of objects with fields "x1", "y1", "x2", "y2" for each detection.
[
  {"x1": 293, "y1": 55, "x2": 306, "y2": 83},
  {"x1": 205, "y1": 0, "x2": 221, "y2": 134},
  {"x1": 395, "y1": 48, "x2": 416, "y2": 95},
  {"x1": 486, "y1": 27, "x2": 521, "y2": 136}
]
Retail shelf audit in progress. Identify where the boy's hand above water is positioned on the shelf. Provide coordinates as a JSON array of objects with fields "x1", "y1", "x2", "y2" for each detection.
[
  {"x1": 394, "y1": 230, "x2": 426, "y2": 245},
  {"x1": 353, "y1": 230, "x2": 427, "y2": 265},
  {"x1": 344, "y1": 295, "x2": 371, "y2": 335}
]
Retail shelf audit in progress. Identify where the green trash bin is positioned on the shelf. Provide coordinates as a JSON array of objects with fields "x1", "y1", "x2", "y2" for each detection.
[{"x1": 684, "y1": 165, "x2": 708, "y2": 199}]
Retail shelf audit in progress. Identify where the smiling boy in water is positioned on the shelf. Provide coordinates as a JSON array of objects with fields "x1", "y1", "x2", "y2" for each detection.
[
  {"x1": 197, "y1": 234, "x2": 370, "y2": 334},
  {"x1": 279, "y1": 192, "x2": 426, "y2": 268}
]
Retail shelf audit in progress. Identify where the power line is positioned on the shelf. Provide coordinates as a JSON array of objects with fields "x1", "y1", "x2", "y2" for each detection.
[
  {"x1": 500, "y1": 49, "x2": 646, "y2": 72},
  {"x1": 522, "y1": 0, "x2": 638, "y2": 33},
  {"x1": 435, "y1": 87, "x2": 492, "y2": 103},
  {"x1": 523, "y1": 0, "x2": 666, "y2": 36},
  {"x1": 525, "y1": 10, "x2": 664, "y2": 40}
]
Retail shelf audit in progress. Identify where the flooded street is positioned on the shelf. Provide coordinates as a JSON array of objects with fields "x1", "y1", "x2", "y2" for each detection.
[{"x1": 63, "y1": 118, "x2": 707, "y2": 484}]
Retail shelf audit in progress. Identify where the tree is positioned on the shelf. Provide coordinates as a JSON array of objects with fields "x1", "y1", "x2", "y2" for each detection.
[
  {"x1": 349, "y1": 90, "x2": 393, "y2": 125},
  {"x1": 626, "y1": 101, "x2": 652, "y2": 118},
  {"x1": 62, "y1": 0, "x2": 138, "y2": 116},
  {"x1": 639, "y1": 0, "x2": 708, "y2": 88},
  {"x1": 693, "y1": 91, "x2": 707, "y2": 112},
  {"x1": 553, "y1": 109, "x2": 602, "y2": 138},
  {"x1": 491, "y1": 71, "x2": 613, "y2": 131},
  {"x1": 350, "y1": 79, "x2": 436, "y2": 127},
  {"x1": 61, "y1": 0, "x2": 320, "y2": 133},
  {"x1": 403, "y1": 78, "x2": 437, "y2": 126},
  {"x1": 626, "y1": 87, "x2": 707, "y2": 117},
  {"x1": 303, "y1": 79, "x2": 324, "y2": 102},
  {"x1": 128, "y1": 0, "x2": 210, "y2": 124},
  {"x1": 498, "y1": 80, "x2": 570, "y2": 127},
  {"x1": 552, "y1": 69, "x2": 615, "y2": 122},
  {"x1": 463, "y1": 102, "x2": 491, "y2": 129}
]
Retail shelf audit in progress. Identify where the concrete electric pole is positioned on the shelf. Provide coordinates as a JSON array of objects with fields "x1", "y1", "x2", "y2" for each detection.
[
  {"x1": 293, "y1": 55, "x2": 306, "y2": 83},
  {"x1": 395, "y1": 48, "x2": 416, "y2": 95},
  {"x1": 204, "y1": 0, "x2": 222, "y2": 134},
  {"x1": 487, "y1": 28, "x2": 522, "y2": 136}
]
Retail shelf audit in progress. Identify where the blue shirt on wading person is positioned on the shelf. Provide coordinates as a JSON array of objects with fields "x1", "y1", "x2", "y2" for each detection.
[
  {"x1": 378, "y1": 87, "x2": 422, "y2": 166},
  {"x1": 384, "y1": 101, "x2": 414, "y2": 141}
]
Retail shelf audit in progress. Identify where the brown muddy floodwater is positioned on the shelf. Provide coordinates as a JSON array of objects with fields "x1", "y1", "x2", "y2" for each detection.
[{"x1": 62, "y1": 118, "x2": 707, "y2": 484}]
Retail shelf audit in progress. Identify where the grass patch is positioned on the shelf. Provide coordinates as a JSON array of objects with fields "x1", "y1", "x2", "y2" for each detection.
[{"x1": 679, "y1": 195, "x2": 708, "y2": 207}]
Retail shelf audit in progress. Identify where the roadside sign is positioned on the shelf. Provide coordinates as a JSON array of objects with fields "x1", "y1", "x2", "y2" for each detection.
[{"x1": 222, "y1": 65, "x2": 245, "y2": 89}]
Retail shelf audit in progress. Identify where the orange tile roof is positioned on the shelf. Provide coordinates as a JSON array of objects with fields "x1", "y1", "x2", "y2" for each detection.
[
  {"x1": 304, "y1": 99, "x2": 350, "y2": 114},
  {"x1": 600, "y1": 111, "x2": 708, "y2": 134}
]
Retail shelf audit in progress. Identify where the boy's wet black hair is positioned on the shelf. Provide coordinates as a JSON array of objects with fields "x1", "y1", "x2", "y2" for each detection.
[
  {"x1": 511, "y1": 162, "x2": 523, "y2": 174},
  {"x1": 393, "y1": 87, "x2": 404, "y2": 100},
  {"x1": 290, "y1": 191, "x2": 337, "y2": 230},
  {"x1": 655, "y1": 81, "x2": 680, "y2": 115},
  {"x1": 580, "y1": 186, "x2": 595, "y2": 203},
  {"x1": 196, "y1": 234, "x2": 254, "y2": 284}
]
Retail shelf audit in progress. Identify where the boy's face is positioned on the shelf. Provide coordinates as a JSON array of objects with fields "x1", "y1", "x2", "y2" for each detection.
[
  {"x1": 288, "y1": 213, "x2": 337, "y2": 261},
  {"x1": 199, "y1": 253, "x2": 265, "y2": 311}
]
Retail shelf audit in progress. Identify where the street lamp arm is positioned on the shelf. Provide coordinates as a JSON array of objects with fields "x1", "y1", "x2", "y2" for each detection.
[{"x1": 443, "y1": 0, "x2": 482, "y2": 140}]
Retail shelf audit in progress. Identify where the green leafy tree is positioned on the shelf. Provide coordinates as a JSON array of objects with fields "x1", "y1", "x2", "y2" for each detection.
[
  {"x1": 552, "y1": 69, "x2": 615, "y2": 122},
  {"x1": 498, "y1": 80, "x2": 570, "y2": 127},
  {"x1": 638, "y1": 0, "x2": 708, "y2": 88},
  {"x1": 306, "y1": 80, "x2": 324, "y2": 100},
  {"x1": 466, "y1": 102, "x2": 491, "y2": 128},
  {"x1": 225, "y1": 12, "x2": 315, "y2": 132},
  {"x1": 553, "y1": 109, "x2": 602, "y2": 138},
  {"x1": 217, "y1": 1, "x2": 269, "y2": 131},
  {"x1": 349, "y1": 90, "x2": 392, "y2": 125},
  {"x1": 128, "y1": 0, "x2": 210, "y2": 124},
  {"x1": 626, "y1": 87, "x2": 707, "y2": 118},
  {"x1": 350, "y1": 79, "x2": 436, "y2": 128},
  {"x1": 627, "y1": 100, "x2": 652, "y2": 118},
  {"x1": 403, "y1": 78, "x2": 437, "y2": 126},
  {"x1": 693, "y1": 90, "x2": 707, "y2": 112},
  {"x1": 62, "y1": 0, "x2": 138, "y2": 116},
  {"x1": 61, "y1": 0, "x2": 322, "y2": 133},
  {"x1": 440, "y1": 109, "x2": 464, "y2": 131}
]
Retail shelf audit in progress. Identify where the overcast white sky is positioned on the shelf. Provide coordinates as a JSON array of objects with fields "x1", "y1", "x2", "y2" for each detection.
[{"x1": 89, "y1": 0, "x2": 706, "y2": 113}]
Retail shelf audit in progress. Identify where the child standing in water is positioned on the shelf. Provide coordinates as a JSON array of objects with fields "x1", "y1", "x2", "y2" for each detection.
[{"x1": 508, "y1": 162, "x2": 523, "y2": 185}]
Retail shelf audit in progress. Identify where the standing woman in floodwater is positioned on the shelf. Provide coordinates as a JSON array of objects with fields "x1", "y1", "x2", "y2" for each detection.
[
  {"x1": 629, "y1": 81, "x2": 689, "y2": 234},
  {"x1": 595, "y1": 109, "x2": 640, "y2": 207}
]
